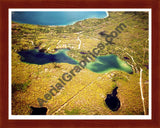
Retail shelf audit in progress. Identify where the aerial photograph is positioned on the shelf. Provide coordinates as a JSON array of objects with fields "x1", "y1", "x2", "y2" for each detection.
[{"x1": 10, "y1": 9, "x2": 150, "y2": 117}]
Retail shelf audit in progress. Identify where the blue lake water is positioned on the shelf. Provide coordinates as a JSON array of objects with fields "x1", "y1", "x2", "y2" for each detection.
[
  {"x1": 18, "y1": 49, "x2": 78, "y2": 65},
  {"x1": 12, "y1": 11, "x2": 107, "y2": 25},
  {"x1": 18, "y1": 49, "x2": 133, "y2": 74}
]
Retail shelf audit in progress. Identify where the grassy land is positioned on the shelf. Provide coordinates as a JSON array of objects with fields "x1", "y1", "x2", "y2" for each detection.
[{"x1": 11, "y1": 11, "x2": 149, "y2": 115}]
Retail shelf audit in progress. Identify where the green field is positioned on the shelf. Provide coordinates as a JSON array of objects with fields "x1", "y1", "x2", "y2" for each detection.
[{"x1": 11, "y1": 11, "x2": 149, "y2": 115}]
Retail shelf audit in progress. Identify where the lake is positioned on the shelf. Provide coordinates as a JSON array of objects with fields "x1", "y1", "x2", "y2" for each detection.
[
  {"x1": 86, "y1": 55, "x2": 133, "y2": 74},
  {"x1": 18, "y1": 49, "x2": 78, "y2": 65},
  {"x1": 12, "y1": 11, "x2": 107, "y2": 26},
  {"x1": 18, "y1": 49, "x2": 133, "y2": 74}
]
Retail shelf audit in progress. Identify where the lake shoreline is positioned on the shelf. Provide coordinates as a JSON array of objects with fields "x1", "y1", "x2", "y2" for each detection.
[{"x1": 12, "y1": 11, "x2": 108, "y2": 26}]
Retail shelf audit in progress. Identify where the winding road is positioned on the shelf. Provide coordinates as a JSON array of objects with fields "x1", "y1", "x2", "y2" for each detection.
[
  {"x1": 77, "y1": 37, "x2": 81, "y2": 49},
  {"x1": 140, "y1": 67, "x2": 146, "y2": 115}
]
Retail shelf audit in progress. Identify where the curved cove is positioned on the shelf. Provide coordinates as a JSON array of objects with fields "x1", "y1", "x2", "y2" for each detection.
[
  {"x1": 12, "y1": 11, "x2": 107, "y2": 26},
  {"x1": 18, "y1": 49, "x2": 133, "y2": 74}
]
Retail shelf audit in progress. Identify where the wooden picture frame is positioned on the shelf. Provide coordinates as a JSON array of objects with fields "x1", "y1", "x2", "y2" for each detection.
[{"x1": 0, "y1": 0, "x2": 159, "y2": 127}]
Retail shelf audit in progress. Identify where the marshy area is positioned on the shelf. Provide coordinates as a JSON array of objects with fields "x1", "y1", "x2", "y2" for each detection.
[{"x1": 11, "y1": 11, "x2": 149, "y2": 115}]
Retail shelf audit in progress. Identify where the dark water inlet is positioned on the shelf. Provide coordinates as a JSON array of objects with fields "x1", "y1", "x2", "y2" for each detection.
[
  {"x1": 30, "y1": 106, "x2": 47, "y2": 115},
  {"x1": 18, "y1": 49, "x2": 78, "y2": 65},
  {"x1": 105, "y1": 87, "x2": 120, "y2": 111}
]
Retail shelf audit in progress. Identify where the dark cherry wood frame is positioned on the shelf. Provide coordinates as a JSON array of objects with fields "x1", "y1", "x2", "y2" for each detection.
[{"x1": 0, "y1": 0, "x2": 159, "y2": 128}]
